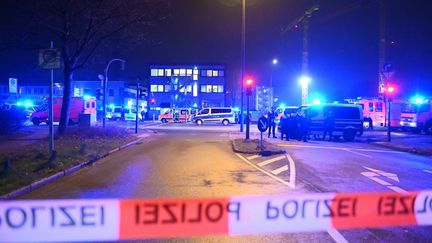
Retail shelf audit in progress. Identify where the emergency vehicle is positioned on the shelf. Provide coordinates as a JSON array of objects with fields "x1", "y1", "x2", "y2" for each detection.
[
  {"x1": 400, "y1": 99, "x2": 432, "y2": 134},
  {"x1": 30, "y1": 97, "x2": 96, "y2": 125},
  {"x1": 159, "y1": 108, "x2": 194, "y2": 123},
  {"x1": 348, "y1": 97, "x2": 406, "y2": 129}
]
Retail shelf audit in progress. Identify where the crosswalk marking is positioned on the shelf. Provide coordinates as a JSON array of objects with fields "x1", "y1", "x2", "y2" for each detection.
[
  {"x1": 257, "y1": 155, "x2": 285, "y2": 167},
  {"x1": 247, "y1": 155, "x2": 261, "y2": 160},
  {"x1": 271, "y1": 165, "x2": 288, "y2": 175}
]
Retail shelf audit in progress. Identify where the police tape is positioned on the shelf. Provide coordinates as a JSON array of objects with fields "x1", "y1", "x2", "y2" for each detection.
[{"x1": 1, "y1": 190, "x2": 431, "y2": 242}]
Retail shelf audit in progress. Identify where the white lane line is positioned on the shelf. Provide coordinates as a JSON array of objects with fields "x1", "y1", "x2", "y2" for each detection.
[
  {"x1": 326, "y1": 227, "x2": 349, "y2": 243},
  {"x1": 278, "y1": 144, "x2": 403, "y2": 154},
  {"x1": 257, "y1": 155, "x2": 285, "y2": 167},
  {"x1": 344, "y1": 149, "x2": 372, "y2": 158},
  {"x1": 369, "y1": 177, "x2": 393, "y2": 186},
  {"x1": 287, "y1": 154, "x2": 296, "y2": 188},
  {"x1": 247, "y1": 155, "x2": 261, "y2": 160},
  {"x1": 388, "y1": 186, "x2": 408, "y2": 193},
  {"x1": 424, "y1": 170, "x2": 432, "y2": 174},
  {"x1": 235, "y1": 153, "x2": 294, "y2": 189},
  {"x1": 271, "y1": 165, "x2": 288, "y2": 175}
]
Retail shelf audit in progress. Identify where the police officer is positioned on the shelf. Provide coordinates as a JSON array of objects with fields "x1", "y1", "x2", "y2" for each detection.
[
  {"x1": 323, "y1": 111, "x2": 335, "y2": 141},
  {"x1": 299, "y1": 111, "x2": 311, "y2": 142},
  {"x1": 267, "y1": 107, "x2": 277, "y2": 138},
  {"x1": 280, "y1": 110, "x2": 289, "y2": 141}
]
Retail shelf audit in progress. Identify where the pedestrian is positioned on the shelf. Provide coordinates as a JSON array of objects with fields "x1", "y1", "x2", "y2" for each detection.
[
  {"x1": 121, "y1": 106, "x2": 125, "y2": 121},
  {"x1": 141, "y1": 109, "x2": 146, "y2": 121},
  {"x1": 323, "y1": 110, "x2": 335, "y2": 141},
  {"x1": 287, "y1": 113, "x2": 297, "y2": 140},
  {"x1": 267, "y1": 107, "x2": 277, "y2": 138},
  {"x1": 280, "y1": 110, "x2": 289, "y2": 141},
  {"x1": 299, "y1": 111, "x2": 311, "y2": 142}
]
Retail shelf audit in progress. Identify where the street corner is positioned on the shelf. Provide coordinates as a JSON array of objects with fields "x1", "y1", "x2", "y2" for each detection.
[
  {"x1": 370, "y1": 141, "x2": 432, "y2": 156},
  {"x1": 231, "y1": 138, "x2": 286, "y2": 156}
]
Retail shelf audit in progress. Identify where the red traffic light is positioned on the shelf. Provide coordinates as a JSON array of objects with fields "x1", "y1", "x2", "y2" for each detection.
[
  {"x1": 387, "y1": 86, "x2": 395, "y2": 93},
  {"x1": 150, "y1": 98, "x2": 156, "y2": 104},
  {"x1": 246, "y1": 79, "x2": 253, "y2": 86}
]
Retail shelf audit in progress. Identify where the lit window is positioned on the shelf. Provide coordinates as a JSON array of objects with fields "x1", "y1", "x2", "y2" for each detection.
[
  {"x1": 193, "y1": 74, "x2": 198, "y2": 81},
  {"x1": 219, "y1": 70, "x2": 224, "y2": 77},
  {"x1": 150, "y1": 85, "x2": 158, "y2": 92},
  {"x1": 212, "y1": 85, "x2": 218, "y2": 93},
  {"x1": 173, "y1": 69, "x2": 180, "y2": 76},
  {"x1": 158, "y1": 69, "x2": 164, "y2": 76},
  {"x1": 207, "y1": 70, "x2": 213, "y2": 77},
  {"x1": 201, "y1": 85, "x2": 206, "y2": 93},
  {"x1": 164, "y1": 85, "x2": 171, "y2": 92},
  {"x1": 212, "y1": 70, "x2": 218, "y2": 77},
  {"x1": 201, "y1": 70, "x2": 207, "y2": 76},
  {"x1": 151, "y1": 69, "x2": 158, "y2": 76},
  {"x1": 165, "y1": 69, "x2": 172, "y2": 76},
  {"x1": 193, "y1": 69, "x2": 199, "y2": 75},
  {"x1": 187, "y1": 85, "x2": 192, "y2": 92},
  {"x1": 157, "y1": 85, "x2": 164, "y2": 92},
  {"x1": 186, "y1": 69, "x2": 193, "y2": 76},
  {"x1": 218, "y1": 85, "x2": 224, "y2": 93},
  {"x1": 179, "y1": 69, "x2": 186, "y2": 76},
  {"x1": 193, "y1": 83, "x2": 198, "y2": 97},
  {"x1": 206, "y1": 85, "x2": 212, "y2": 93}
]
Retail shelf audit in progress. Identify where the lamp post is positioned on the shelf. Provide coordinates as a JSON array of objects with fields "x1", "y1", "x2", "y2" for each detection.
[
  {"x1": 101, "y1": 59, "x2": 125, "y2": 128},
  {"x1": 270, "y1": 58, "x2": 277, "y2": 106},
  {"x1": 240, "y1": 0, "x2": 246, "y2": 132}
]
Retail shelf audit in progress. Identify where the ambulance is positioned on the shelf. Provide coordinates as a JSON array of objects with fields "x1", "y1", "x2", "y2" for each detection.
[
  {"x1": 30, "y1": 97, "x2": 96, "y2": 125},
  {"x1": 400, "y1": 99, "x2": 432, "y2": 134},
  {"x1": 159, "y1": 108, "x2": 194, "y2": 123}
]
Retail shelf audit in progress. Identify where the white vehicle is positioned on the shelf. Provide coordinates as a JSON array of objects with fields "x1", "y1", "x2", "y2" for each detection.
[
  {"x1": 192, "y1": 107, "x2": 236, "y2": 126},
  {"x1": 109, "y1": 107, "x2": 142, "y2": 121}
]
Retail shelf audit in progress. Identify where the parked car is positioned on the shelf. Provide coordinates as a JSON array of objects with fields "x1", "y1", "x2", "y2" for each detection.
[{"x1": 109, "y1": 107, "x2": 142, "y2": 121}]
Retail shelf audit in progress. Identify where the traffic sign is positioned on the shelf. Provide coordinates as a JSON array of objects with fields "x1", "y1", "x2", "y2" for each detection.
[
  {"x1": 257, "y1": 116, "x2": 269, "y2": 132},
  {"x1": 39, "y1": 48, "x2": 61, "y2": 69},
  {"x1": 8, "y1": 78, "x2": 17, "y2": 93}
]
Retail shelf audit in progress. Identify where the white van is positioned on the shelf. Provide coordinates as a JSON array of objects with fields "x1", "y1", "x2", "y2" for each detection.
[{"x1": 193, "y1": 107, "x2": 236, "y2": 126}]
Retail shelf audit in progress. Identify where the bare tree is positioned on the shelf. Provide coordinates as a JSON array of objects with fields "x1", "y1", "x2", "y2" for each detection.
[
  {"x1": 30, "y1": 0, "x2": 169, "y2": 134},
  {"x1": 166, "y1": 76, "x2": 195, "y2": 108}
]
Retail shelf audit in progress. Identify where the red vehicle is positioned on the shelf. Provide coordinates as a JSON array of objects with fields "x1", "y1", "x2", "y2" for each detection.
[
  {"x1": 31, "y1": 97, "x2": 96, "y2": 125},
  {"x1": 159, "y1": 108, "x2": 194, "y2": 123}
]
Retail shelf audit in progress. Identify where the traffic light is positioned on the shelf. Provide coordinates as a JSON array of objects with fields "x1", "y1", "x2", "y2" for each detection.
[
  {"x1": 384, "y1": 85, "x2": 396, "y2": 101},
  {"x1": 246, "y1": 79, "x2": 253, "y2": 96},
  {"x1": 150, "y1": 98, "x2": 156, "y2": 105},
  {"x1": 139, "y1": 88, "x2": 147, "y2": 99}
]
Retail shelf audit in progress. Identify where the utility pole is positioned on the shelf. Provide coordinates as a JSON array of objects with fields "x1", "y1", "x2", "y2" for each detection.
[
  {"x1": 378, "y1": 0, "x2": 387, "y2": 95},
  {"x1": 49, "y1": 41, "x2": 55, "y2": 153},
  {"x1": 240, "y1": 0, "x2": 246, "y2": 132}
]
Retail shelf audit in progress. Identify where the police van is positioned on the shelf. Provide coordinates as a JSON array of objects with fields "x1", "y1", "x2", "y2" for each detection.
[
  {"x1": 193, "y1": 107, "x2": 236, "y2": 126},
  {"x1": 299, "y1": 104, "x2": 364, "y2": 141}
]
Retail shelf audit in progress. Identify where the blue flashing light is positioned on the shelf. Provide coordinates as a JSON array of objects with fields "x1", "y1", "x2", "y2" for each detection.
[
  {"x1": 312, "y1": 99, "x2": 321, "y2": 105},
  {"x1": 232, "y1": 106, "x2": 240, "y2": 112},
  {"x1": 24, "y1": 101, "x2": 32, "y2": 107},
  {"x1": 278, "y1": 103, "x2": 286, "y2": 109},
  {"x1": 108, "y1": 104, "x2": 115, "y2": 109},
  {"x1": 193, "y1": 103, "x2": 198, "y2": 108},
  {"x1": 83, "y1": 94, "x2": 92, "y2": 100},
  {"x1": 17, "y1": 101, "x2": 22, "y2": 106},
  {"x1": 411, "y1": 96, "x2": 424, "y2": 104}
]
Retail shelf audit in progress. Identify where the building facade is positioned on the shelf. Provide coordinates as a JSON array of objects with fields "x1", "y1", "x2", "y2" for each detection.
[{"x1": 148, "y1": 64, "x2": 226, "y2": 112}]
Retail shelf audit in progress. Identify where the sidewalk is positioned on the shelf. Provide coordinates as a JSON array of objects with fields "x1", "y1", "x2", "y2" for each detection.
[{"x1": 358, "y1": 130, "x2": 432, "y2": 156}]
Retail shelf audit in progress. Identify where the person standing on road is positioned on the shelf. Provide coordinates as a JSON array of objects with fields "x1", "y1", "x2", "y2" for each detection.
[
  {"x1": 287, "y1": 113, "x2": 297, "y2": 140},
  {"x1": 121, "y1": 106, "x2": 125, "y2": 121},
  {"x1": 299, "y1": 111, "x2": 311, "y2": 142},
  {"x1": 323, "y1": 111, "x2": 335, "y2": 141},
  {"x1": 267, "y1": 107, "x2": 277, "y2": 138},
  {"x1": 280, "y1": 110, "x2": 289, "y2": 141}
]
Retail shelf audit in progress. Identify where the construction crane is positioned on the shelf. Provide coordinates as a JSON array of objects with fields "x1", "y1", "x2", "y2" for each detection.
[{"x1": 283, "y1": 3, "x2": 320, "y2": 105}]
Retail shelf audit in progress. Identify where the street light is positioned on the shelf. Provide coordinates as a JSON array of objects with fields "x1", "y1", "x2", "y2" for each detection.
[
  {"x1": 272, "y1": 58, "x2": 278, "y2": 65},
  {"x1": 270, "y1": 58, "x2": 278, "y2": 107},
  {"x1": 299, "y1": 75, "x2": 311, "y2": 105},
  {"x1": 100, "y1": 59, "x2": 126, "y2": 128}
]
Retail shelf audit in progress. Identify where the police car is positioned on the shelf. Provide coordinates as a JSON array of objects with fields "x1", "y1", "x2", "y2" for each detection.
[{"x1": 192, "y1": 107, "x2": 236, "y2": 126}]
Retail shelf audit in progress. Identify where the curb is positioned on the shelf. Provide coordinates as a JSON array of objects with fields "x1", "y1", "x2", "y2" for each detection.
[
  {"x1": 231, "y1": 139, "x2": 286, "y2": 156},
  {"x1": 370, "y1": 142, "x2": 432, "y2": 156},
  {"x1": 0, "y1": 134, "x2": 151, "y2": 199}
]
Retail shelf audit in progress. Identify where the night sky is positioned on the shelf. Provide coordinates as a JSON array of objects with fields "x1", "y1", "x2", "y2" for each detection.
[{"x1": 1, "y1": 0, "x2": 431, "y2": 105}]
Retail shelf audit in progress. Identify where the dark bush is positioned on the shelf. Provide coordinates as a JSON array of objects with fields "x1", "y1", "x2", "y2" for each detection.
[{"x1": 0, "y1": 108, "x2": 26, "y2": 135}]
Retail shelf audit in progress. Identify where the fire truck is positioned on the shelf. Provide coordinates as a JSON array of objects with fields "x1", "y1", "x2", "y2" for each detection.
[
  {"x1": 400, "y1": 99, "x2": 432, "y2": 134},
  {"x1": 348, "y1": 97, "x2": 406, "y2": 129},
  {"x1": 30, "y1": 97, "x2": 96, "y2": 125},
  {"x1": 159, "y1": 108, "x2": 195, "y2": 123}
]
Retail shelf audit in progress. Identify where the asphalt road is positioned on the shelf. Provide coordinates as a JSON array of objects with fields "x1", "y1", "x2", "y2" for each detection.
[{"x1": 17, "y1": 123, "x2": 432, "y2": 242}]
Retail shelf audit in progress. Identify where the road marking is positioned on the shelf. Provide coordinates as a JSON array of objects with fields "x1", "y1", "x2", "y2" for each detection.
[
  {"x1": 287, "y1": 153, "x2": 296, "y2": 188},
  {"x1": 326, "y1": 227, "x2": 349, "y2": 243},
  {"x1": 235, "y1": 153, "x2": 294, "y2": 189},
  {"x1": 271, "y1": 165, "x2": 288, "y2": 175},
  {"x1": 278, "y1": 144, "x2": 404, "y2": 154},
  {"x1": 343, "y1": 149, "x2": 372, "y2": 158},
  {"x1": 247, "y1": 155, "x2": 261, "y2": 160},
  {"x1": 388, "y1": 186, "x2": 408, "y2": 193},
  {"x1": 424, "y1": 170, "x2": 432, "y2": 174},
  {"x1": 257, "y1": 155, "x2": 285, "y2": 167},
  {"x1": 364, "y1": 166, "x2": 399, "y2": 182}
]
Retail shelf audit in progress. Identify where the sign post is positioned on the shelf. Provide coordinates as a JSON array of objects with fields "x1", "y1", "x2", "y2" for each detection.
[{"x1": 257, "y1": 116, "x2": 269, "y2": 152}]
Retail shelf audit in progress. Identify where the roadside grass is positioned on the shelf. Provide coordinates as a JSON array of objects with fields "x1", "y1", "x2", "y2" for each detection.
[{"x1": 0, "y1": 127, "x2": 137, "y2": 196}]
